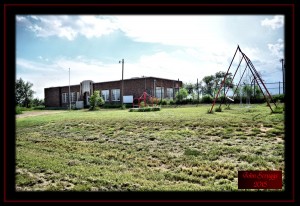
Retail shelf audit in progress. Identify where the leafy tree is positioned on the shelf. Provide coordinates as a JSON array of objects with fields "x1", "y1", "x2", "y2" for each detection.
[
  {"x1": 184, "y1": 82, "x2": 199, "y2": 100},
  {"x1": 175, "y1": 88, "x2": 188, "y2": 102},
  {"x1": 183, "y1": 83, "x2": 195, "y2": 95},
  {"x1": 201, "y1": 75, "x2": 215, "y2": 96},
  {"x1": 31, "y1": 98, "x2": 44, "y2": 107},
  {"x1": 15, "y1": 78, "x2": 35, "y2": 108},
  {"x1": 214, "y1": 71, "x2": 234, "y2": 95},
  {"x1": 89, "y1": 90, "x2": 104, "y2": 110},
  {"x1": 253, "y1": 85, "x2": 263, "y2": 98},
  {"x1": 201, "y1": 71, "x2": 234, "y2": 97},
  {"x1": 242, "y1": 84, "x2": 253, "y2": 97}
]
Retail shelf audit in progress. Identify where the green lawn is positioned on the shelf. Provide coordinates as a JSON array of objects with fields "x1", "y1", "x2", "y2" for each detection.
[{"x1": 15, "y1": 104, "x2": 285, "y2": 191}]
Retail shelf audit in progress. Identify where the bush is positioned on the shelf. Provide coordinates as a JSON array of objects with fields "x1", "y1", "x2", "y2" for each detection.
[
  {"x1": 33, "y1": 105, "x2": 45, "y2": 110},
  {"x1": 272, "y1": 94, "x2": 284, "y2": 103},
  {"x1": 140, "y1": 101, "x2": 145, "y2": 108},
  {"x1": 169, "y1": 100, "x2": 175, "y2": 105},
  {"x1": 192, "y1": 99, "x2": 200, "y2": 104},
  {"x1": 16, "y1": 106, "x2": 23, "y2": 114},
  {"x1": 161, "y1": 99, "x2": 168, "y2": 105},
  {"x1": 102, "y1": 104, "x2": 122, "y2": 109},
  {"x1": 89, "y1": 90, "x2": 104, "y2": 110},
  {"x1": 201, "y1": 95, "x2": 213, "y2": 103},
  {"x1": 129, "y1": 107, "x2": 161, "y2": 112}
]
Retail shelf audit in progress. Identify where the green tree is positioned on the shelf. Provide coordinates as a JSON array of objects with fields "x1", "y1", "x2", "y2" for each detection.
[
  {"x1": 176, "y1": 88, "x2": 188, "y2": 102},
  {"x1": 89, "y1": 90, "x2": 104, "y2": 110},
  {"x1": 183, "y1": 83, "x2": 195, "y2": 95},
  {"x1": 242, "y1": 84, "x2": 253, "y2": 97},
  {"x1": 15, "y1": 78, "x2": 35, "y2": 108},
  {"x1": 202, "y1": 71, "x2": 234, "y2": 97},
  {"x1": 202, "y1": 75, "x2": 215, "y2": 96},
  {"x1": 184, "y1": 82, "x2": 199, "y2": 100},
  {"x1": 31, "y1": 98, "x2": 44, "y2": 107}
]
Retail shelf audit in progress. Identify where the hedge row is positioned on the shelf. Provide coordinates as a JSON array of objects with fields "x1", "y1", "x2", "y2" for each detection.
[{"x1": 128, "y1": 107, "x2": 161, "y2": 112}]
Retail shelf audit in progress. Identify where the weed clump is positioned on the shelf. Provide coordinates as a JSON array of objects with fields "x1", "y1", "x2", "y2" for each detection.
[
  {"x1": 184, "y1": 148, "x2": 201, "y2": 156},
  {"x1": 272, "y1": 106, "x2": 284, "y2": 114},
  {"x1": 215, "y1": 106, "x2": 222, "y2": 112}
]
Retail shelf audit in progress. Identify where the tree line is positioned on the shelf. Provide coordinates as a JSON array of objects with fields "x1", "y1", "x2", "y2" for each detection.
[{"x1": 175, "y1": 70, "x2": 265, "y2": 104}]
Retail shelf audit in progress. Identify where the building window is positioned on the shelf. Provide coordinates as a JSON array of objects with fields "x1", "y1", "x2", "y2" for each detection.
[
  {"x1": 166, "y1": 88, "x2": 173, "y2": 99},
  {"x1": 112, "y1": 89, "x2": 120, "y2": 101},
  {"x1": 62, "y1": 93, "x2": 68, "y2": 103},
  {"x1": 102, "y1": 90, "x2": 110, "y2": 102},
  {"x1": 70, "y1": 92, "x2": 77, "y2": 102},
  {"x1": 156, "y1": 87, "x2": 164, "y2": 99}
]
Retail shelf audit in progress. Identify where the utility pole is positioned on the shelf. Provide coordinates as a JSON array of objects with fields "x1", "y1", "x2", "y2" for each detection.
[
  {"x1": 280, "y1": 58, "x2": 285, "y2": 95},
  {"x1": 69, "y1": 68, "x2": 71, "y2": 111},
  {"x1": 119, "y1": 59, "x2": 124, "y2": 105}
]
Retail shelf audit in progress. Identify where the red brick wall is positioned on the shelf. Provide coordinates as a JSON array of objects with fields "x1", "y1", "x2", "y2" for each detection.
[
  {"x1": 45, "y1": 77, "x2": 182, "y2": 107},
  {"x1": 44, "y1": 87, "x2": 61, "y2": 107},
  {"x1": 60, "y1": 85, "x2": 80, "y2": 107}
]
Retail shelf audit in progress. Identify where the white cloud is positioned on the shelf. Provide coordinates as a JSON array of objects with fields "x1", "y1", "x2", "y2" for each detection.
[
  {"x1": 267, "y1": 39, "x2": 284, "y2": 59},
  {"x1": 18, "y1": 15, "x2": 119, "y2": 41},
  {"x1": 261, "y1": 15, "x2": 284, "y2": 30},
  {"x1": 16, "y1": 16, "x2": 26, "y2": 22},
  {"x1": 116, "y1": 15, "x2": 226, "y2": 49}
]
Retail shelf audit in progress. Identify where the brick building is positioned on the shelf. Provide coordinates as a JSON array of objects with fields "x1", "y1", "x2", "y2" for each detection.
[{"x1": 44, "y1": 76, "x2": 182, "y2": 108}]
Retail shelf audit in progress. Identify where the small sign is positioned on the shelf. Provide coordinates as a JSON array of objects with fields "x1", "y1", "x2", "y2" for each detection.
[{"x1": 238, "y1": 171, "x2": 282, "y2": 189}]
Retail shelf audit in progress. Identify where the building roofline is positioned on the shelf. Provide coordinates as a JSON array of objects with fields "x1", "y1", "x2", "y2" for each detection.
[{"x1": 44, "y1": 76, "x2": 182, "y2": 89}]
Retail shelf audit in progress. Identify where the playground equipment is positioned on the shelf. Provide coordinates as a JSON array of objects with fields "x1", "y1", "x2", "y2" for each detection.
[
  {"x1": 209, "y1": 45, "x2": 277, "y2": 113},
  {"x1": 132, "y1": 91, "x2": 159, "y2": 108}
]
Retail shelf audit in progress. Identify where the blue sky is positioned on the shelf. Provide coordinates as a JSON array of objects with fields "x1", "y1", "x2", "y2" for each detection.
[{"x1": 16, "y1": 15, "x2": 284, "y2": 99}]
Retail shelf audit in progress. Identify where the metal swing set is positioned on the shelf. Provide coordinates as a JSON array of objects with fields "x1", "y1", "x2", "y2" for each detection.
[{"x1": 209, "y1": 45, "x2": 277, "y2": 113}]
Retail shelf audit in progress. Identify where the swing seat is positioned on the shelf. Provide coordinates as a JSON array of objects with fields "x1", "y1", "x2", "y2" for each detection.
[{"x1": 226, "y1": 96, "x2": 234, "y2": 102}]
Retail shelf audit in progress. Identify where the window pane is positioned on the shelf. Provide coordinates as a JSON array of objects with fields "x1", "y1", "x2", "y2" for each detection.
[
  {"x1": 112, "y1": 89, "x2": 120, "y2": 101},
  {"x1": 101, "y1": 90, "x2": 109, "y2": 101},
  {"x1": 156, "y1": 87, "x2": 164, "y2": 99}
]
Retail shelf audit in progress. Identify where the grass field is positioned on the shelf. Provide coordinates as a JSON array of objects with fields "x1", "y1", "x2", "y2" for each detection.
[{"x1": 15, "y1": 104, "x2": 285, "y2": 191}]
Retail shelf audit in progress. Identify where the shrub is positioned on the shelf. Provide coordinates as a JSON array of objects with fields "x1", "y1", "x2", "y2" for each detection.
[
  {"x1": 272, "y1": 94, "x2": 284, "y2": 103},
  {"x1": 160, "y1": 99, "x2": 168, "y2": 105},
  {"x1": 89, "y1": 91, "x2": 104, "y2": 110},
  {"x1": 192, "y1": 99, "x2": 200, "y2": 104},
  {"x1": 102, "y1": 104, "x2": 122, "y2": 109},
  {"x1": 169, "y1": 100, "x2": 175, "y2": 105},
  {"x1": 272, "y1": 105, "x2": 284, "y2": 114},
  {"x1": 16, "y1": 106, "x2": 23, "y2": 114},
  {"x1": 33, "y1": 105, "x2": 45, "y2": 110},
  {"x1": 128, "y1": 107, "x2": 161, "y2": 112},
  {"x1": 201, "y1": 95, "x2": 213, "y2": 103},
  {"x1": 140, "y1": 101, "x2": 145, "y2": 108}
]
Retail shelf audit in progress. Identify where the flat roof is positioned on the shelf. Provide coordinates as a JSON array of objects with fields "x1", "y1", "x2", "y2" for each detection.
[{"x1": 45, "y1": 76, "x2": 182, "y2": 89}]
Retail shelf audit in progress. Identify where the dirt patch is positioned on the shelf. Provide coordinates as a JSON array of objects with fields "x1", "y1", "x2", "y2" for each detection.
[{"x1": 16, "y1": 110, "x2": 67, "y2": 119}]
